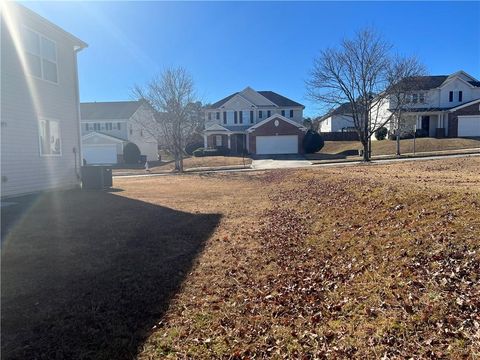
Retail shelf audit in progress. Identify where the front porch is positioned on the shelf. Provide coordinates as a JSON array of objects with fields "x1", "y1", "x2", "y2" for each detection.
[
  {"x1": 203, "y1": 132, "x2": 248, "y2": 155},
  {"x1": 400, "y1": 112, "x2": 449, "y2": 138}
]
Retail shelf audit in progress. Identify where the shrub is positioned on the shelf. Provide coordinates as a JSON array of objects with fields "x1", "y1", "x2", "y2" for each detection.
[
  {"x1": 193, "y1": 148, "x2": 204, "y2": 157},
  {"x1": 375, "y1": 127, "x2": 388, "y2": 140},
  {"x1": 415, "y1": 129, "x2": 429, "y2": 138},
  {"x1": 302, "y1": 130, "x2": 325, "y2": 153},
  {"x1": 185, "y1": 141, "x2": 204, "y2": 156},
  {"x1": 123, "y1": 142, "x2": 141, "y2": 163}
]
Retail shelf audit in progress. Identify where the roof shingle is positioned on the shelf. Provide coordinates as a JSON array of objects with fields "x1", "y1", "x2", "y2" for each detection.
[{"x1": 80, "y1": 101, "x2": 143, "y2": 120}]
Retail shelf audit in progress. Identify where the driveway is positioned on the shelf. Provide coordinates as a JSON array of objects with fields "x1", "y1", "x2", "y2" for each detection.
[{"x1": 251, "y1": 156, "x2": 312, "y2": 170}]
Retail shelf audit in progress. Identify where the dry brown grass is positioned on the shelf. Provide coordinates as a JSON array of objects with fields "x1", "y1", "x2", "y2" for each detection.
[
  {"x1": 113, "y1": 156, "x2": 251, "y2": 175},
  {"x1": 2, "y1": 157, "x2": 479, "y2": 359},
  {"x1": 308, "y1": 137, "x2": 480, "y2": 160}
]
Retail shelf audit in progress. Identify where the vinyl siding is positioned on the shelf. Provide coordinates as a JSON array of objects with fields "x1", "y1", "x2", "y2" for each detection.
[{"x1": 1, "y1": 5, "x2": 84, "y2": 197}]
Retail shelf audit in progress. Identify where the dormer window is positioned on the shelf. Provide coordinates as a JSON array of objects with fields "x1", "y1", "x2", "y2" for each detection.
[{"x1": 458, "y1": 91, "x2": 463, "y2": 102}]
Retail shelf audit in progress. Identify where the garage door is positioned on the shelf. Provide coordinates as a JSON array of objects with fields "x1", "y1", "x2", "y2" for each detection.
[
  {"x1": 256, "y1": 135, "x2": 298, "y2": 155},
  {"x1": 458, "y1": 116, "x2": 480, "y2": 137},
  {"x1": 83, "y1": 145, "x2": 117, "y2": 164}
]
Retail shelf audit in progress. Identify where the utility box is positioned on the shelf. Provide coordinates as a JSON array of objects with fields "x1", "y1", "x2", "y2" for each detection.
[{"x1": 81, "y1": 165, "x2": 112, "y2": 190}]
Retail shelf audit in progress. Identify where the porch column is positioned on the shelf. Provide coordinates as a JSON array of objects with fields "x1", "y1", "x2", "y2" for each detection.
[
  {"x1": 246, "y1": 133, "x2": 249, "y2": 153},
  {"x1": 203, "y1": 133, "x2": 208, "y2": 148},
  {"x1": 227, "y1": 134, "x2": 231, "y2": 149}
]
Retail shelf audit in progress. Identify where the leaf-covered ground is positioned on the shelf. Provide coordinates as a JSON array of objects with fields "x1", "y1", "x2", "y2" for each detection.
[{"x1": 121, "y1": 157, "x2": 479, "y2": 359}]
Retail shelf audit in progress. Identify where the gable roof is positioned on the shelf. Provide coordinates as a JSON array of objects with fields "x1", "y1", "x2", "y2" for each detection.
[
  {"x1": 80, "y1": 101, "x2": 143, "y2": 120},
  {"x1": 82, "y1": 131, "x2": 127, "y2": 143},
  {"x1": 247, "y1": 114, "x2": 307, "y2": 132},
  {"x1": 207, "y1": 89, "x2": 304, "y2": 109}
]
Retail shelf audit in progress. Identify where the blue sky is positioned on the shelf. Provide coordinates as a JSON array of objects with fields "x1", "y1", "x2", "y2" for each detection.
[{"x1": 23, "y1": 1, "x2": 480, "y2": 117}]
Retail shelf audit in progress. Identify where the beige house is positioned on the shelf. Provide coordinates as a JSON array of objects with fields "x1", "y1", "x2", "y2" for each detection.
[{"x1": 1, "y1": 3, "x2": 87, "y2": 197}]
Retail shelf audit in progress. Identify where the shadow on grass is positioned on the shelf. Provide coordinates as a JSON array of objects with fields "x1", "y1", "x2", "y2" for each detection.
[{"x1": 1, "y1": 190, "x2": 221, "y2": 359}]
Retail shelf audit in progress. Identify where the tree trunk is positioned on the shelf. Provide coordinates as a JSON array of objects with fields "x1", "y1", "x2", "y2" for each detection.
[
  {"x1": 362, "y1": 140, "x2": 370, "y2": 162},
  {"x1": 396, "y1": 133, "x2": 401, "y2": 156}
]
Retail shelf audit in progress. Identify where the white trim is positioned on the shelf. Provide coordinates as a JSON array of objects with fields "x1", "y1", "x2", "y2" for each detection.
[
  {"x1": 247, "y1": 114, "x2": 307, "y2": 132},
  {"x1": 220, "y1": 93, "x2": 256, "y2": 109},
  {"x1": 446, "y1": 70, "x2": 478, "y2": 82},
  {"x1": 448, "y1": 98, "x2": 480, "y2": 112},
  {"x1": 81, "y1": 131, "x2": 127, "y2": 143},
  {"x1": 457, "y1": 115, "x2": 480, "y2": 119},
  {"x1": 204, "y1": 123, "x2": 231, "y2": 132},
  {"x1": 439, "y1": 75, "x2": 477, "y2": 90}
]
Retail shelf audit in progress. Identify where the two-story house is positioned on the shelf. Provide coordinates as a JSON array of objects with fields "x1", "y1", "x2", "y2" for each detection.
[
  {"x1": 1, "y1": 3, "x2": 87, "y2": 197},
  {"x1": 317, "y1": 71, "x2": 480, "y2": 139},
  {"x1": 80, "y1": 100, "x2": 158, "y2": 164},
  {"x1": 204, "y1": 87, "x2": 306, "y2": 155},
  {"x1": 384, "y1": 71, "x2": 480, "y2": 138}
]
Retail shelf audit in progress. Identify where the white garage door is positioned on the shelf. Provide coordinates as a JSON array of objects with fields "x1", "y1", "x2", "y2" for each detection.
[
  {"x1": 83, "y1": 145, "x2": 117, "y2": 164},
  {"x1": 256, "y1": 135, "x2": 298, "y2": 155},
  {"x1": 458, "y1": 116, "x2": 480, "y2": 136}
]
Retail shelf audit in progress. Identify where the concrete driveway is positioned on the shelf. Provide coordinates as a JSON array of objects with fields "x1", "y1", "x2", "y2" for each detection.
[{"x1": 251, "y1": 156, "x2": 312, "y2": 170}]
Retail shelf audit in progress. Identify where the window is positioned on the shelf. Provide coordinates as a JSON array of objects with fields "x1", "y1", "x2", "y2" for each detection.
[
  {"x1": 234, "y1": 111, "x2": 238, "y2": 124},
  {"x1": 129, "y1": 125, "x2": 133, "y2": 135},
  {"x1": 106, "y1": 123, "x2": 113, "y2": 131},
  {"x1": 216, "y1": 112, "x2": 220, "y2": 120},
  {"x1": 85, "y1": 123, "x2": 90, "y2": 131},
  {"x1": 267, "y1": 110, "x2": 271, "y2": 117},
  {"x1": 215, "y1": 135, "x2": 222, "y2": 146},
  {"x1": 412, "y1": 94, "x2": 418, "y2": 104},
  {"x1": 289, "y1": 109, "x2": 294, "y2": 118},
  {"x1": 239, "y1": 111, "x2": 243, "y2": 124},
  {"x1": 23, "y1": 27, "x2": 58, "y2": 83},
  {"x1": 259, "y1": 110, "x2": 263, "y2": 119},
  {"x1": 250, "y1": 111, "x2": 254, "y2": 124},
  {"x1": 38, "y1": 119, "x2": 61, "y2": 155},
  {"x1": 419, "y1": 93, "x2": 425, "y2": 103},
  {"x1": 449, "y1": 91, "x2": 453, "y2": 102},
  {"x1": 223, "y1": 111, "x2": 227, "y2": 124},
  {"x1": 94, "y1": 123, "x2": 100, "y2": 131},
  {"x1": 281, "y1": 110, "x2": 285, "y2": 116},
  {"x1": 459, "y1": 91, "x2": 463, "y2": 102},
  {"x1": 208, "y1": 112, "x2": 212, "y2": 121},
  {"x1": 117, "y1": 122, "x2": 121, "y2": 130}
]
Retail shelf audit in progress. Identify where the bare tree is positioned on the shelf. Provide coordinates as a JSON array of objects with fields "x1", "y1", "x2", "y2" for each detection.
[
  {"x1": 132, "y1": 67, "x2": 200, "y2": 171},
  {"x1": 306, "y1": 28, "x2": 425, "y2": 161}
]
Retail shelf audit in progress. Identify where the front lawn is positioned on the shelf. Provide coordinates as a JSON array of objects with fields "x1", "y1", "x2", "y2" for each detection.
[
  {"x1": 2, "y1": 157, "x2": 479, "y2": 358},
  {"x1": 113, "y1": 156, "x2": 252, "y2": 175},
  {"x1": 306, "y1": 137, "x2": 480, "y2": 161}
]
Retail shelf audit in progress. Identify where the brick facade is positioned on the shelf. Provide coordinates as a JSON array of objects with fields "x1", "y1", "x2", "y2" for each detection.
[
  {"x1": 447, "y1": 101, "x2": 480, "y2": 138},
  {"x1": 248, "y1": 117, "x2": 305, "y2": 154}
]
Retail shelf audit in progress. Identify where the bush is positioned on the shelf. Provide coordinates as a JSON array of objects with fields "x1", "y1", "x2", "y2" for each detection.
[
  {"x1": 375, "y1": 127, "x2": 388, "y2": 140},
  {"x1": 185, "y1": 141, "x2": 204, "y2": 156},
  {"x1": 415, "y1": 129, "x2": 429, "y2": 138},
  {"x1": 123, "y1": 142, "x2": 141, "y2": 163},
  {"x1": 302, "y1": 130, "x2": 325, "y2": 153},
  {"x1": 193, "y1": 148, "x2": 204, "y2": 157}
]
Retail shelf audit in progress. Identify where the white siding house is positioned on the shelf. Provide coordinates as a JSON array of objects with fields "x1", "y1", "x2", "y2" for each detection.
[
  {"x1": 1, "y1": 3, "x2": 87, "y2": 197},
  {"x1": 80, "y1": 101, "x2": 159, "y2": 164}
]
